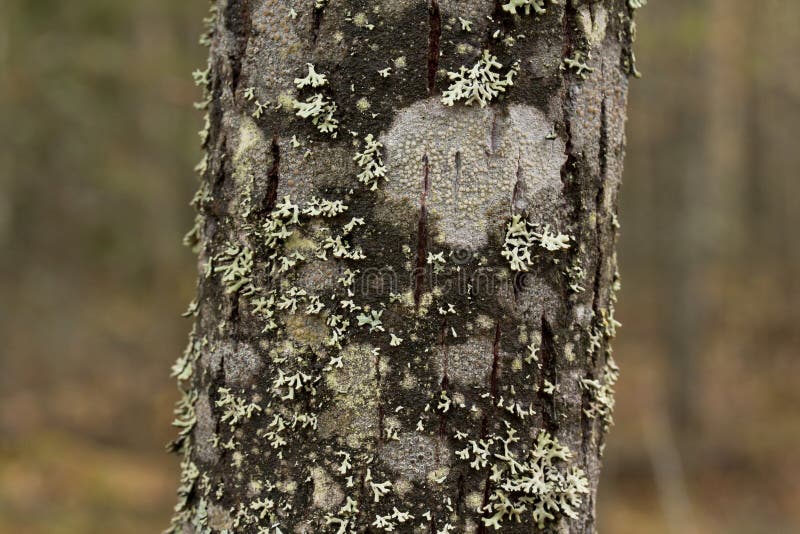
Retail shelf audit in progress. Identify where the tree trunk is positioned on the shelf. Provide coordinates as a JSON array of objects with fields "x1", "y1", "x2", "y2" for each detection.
[{"x1": 169, "y1": 1, "x2": 636, "y2": 532}]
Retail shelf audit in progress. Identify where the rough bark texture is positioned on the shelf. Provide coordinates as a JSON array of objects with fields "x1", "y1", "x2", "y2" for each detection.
[{"x1": 169, "y1": 1, "x2": 638, "y2": 533}]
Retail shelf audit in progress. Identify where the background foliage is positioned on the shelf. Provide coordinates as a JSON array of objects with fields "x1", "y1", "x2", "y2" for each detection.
[{"x1": 1, "y1": 1, "x2": 798, "y2": 532}]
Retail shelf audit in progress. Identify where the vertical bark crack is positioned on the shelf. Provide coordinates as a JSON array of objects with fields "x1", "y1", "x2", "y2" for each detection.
[
  {"x1": 538, "y1": 315, "x2": 558, "y2": 434},
  {"x1": 489, "y1": 110, "x2": 501, "y2": 155},
  {"x1": 264, "y1": 136, "x2": 281, "y2": 213},
  {"x1": 414, "y1": 154, "x2": 431, "y2": 307},
  {"x1": 224, "y1": 0, "x2": 252, "y2": 92},
  {"x1": 489, "y1": 322, "x2": 502, "y2": 400},
  {"x1": 511, "y1": 151, "x2": 524, "y2": 215},
  {"x1": 312, "y1": 2, "x2": 326, "y2": 44},
  {"x1": 453, "y1": 150, "x2": 462, "y2": 206}
]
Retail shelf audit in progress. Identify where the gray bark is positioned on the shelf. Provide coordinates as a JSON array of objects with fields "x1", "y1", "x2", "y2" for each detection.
[{"x1": 169, "y1": 1, "x2": 636, "y2": 533}]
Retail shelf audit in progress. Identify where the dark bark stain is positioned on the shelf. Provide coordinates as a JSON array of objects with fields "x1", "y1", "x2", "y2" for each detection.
[
  {"x1": 480, "y1": 322, "x2": 502, "y2": 438},
  {"x1": 427, "y1": 0, "x2": 442, "y2": 93},
  {"x1": 224, "y1": 0, "x2": 252, "y2": 92},
  {"x1": 431, "y1": 320, "x2": 450, "y2": 465},
  {"x1": 477, "y1": 324, "x2": 502, "y2": 532},
  {"x1": 439, "y1": 320, "x2": 450, "y2": 387},
  {"x1": 414, "y1": 154, "x2": 431, "y2": 307},
  {"x1": 455, "y1": 472, "x2": 466, "y2": 513},
  {"x1": 538, "y1": 315, "x2": 558, "y2": 434},
  {"x1": 263, "y1": 136, "x2": 281, "y2": 213},
  {"x1": 438, "y1": 320, "x2": 450, "y2": 447}
]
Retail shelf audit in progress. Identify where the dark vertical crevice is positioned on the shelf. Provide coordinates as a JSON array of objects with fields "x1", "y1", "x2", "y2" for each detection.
[
  {"x1": 580, "y1": 373, "x2": 595, "y2": 481},
  {"x1": 592, "y1": 96, "x2": 610, "y2": 320},
  {"x1": 489, "y1": 322, "x2": 502, "y2": 400},
  {"x1": 489, "y1": 110, "x2": 501, "y2": 154},
  {"x1": 224, "y1": 0, "x2": 252, "y2": 92},
  {"x1": 427, "y1": 0, "x2": 442, "y2": 93},
  {"x1": 560, "y1": 1, "x2": 579, "y2": 189},
  {"x1": 598, "y1": 96, "x2": 610, "y2": 195},
  {"x1": 312, "y1": 2, "x2": 326, "y2": 44},
  {"x1": 511, "y1": 151, "x2": 524, "y2": 215},
  {"x1": 264, "y1": 136, "x2": 281, "y2": 213},
  {"x1": 455, "y1": 473, "x2": 466, "y2": 513},
  {"x1": 414, "y1": 155, "x2": 431, "y2": 307},
  {"x1": 511, "y1": 152, "x2": 524, "y2": 306},
  {"x1": 538, "y1": 315, "x2": 558, "y2": 434},
  {"x1": 560, "y1": 125, "x2": 577, "y2": 187},
  {"x1": 453, "y1": 150, "x2": 462, "y2": 206},
  {"x1": 476, "y1": 469, "x2": 493, "y2": 534},
  {"x1": 439, "y1": 320, "x2": 450, "y2": 389},
  {"x1": 479, "y1": 322, "x2": 501, "y2": 439}
]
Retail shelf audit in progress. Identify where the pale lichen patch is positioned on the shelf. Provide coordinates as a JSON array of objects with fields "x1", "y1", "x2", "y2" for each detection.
[
  {"x1": 311, "y1": 467, "x2": 345, "y2": 511},
  {"x1": 207, "y1": 502, "x2": 234, "y2": 530},
  {"x1": 192, "y1": 390, "x2": 219, "y2": 464},
  {"x1": 435, "y1": 336, "x2": 495, "y2": 387},
  {"x1": 234, "y1": 116, "x2": 267, "y2": 167},
  {"x1": 381, "y1": 434, "x2": 450, "y2": 482},
  {"x1": 284, "y1": 313, "x2": 329, "y2": 352},
  {"x1": 318, "y1": 344, "x2": 380, "y2": 449},
  {"x1": 381, "y1": 99, "x2": 565, "y2": 249},
  {"x1": 222, "y1": 342, "x2": 263, "y2": 386},
  {"x1": 578, "y1": 4, "x2": 608, "y2": 46}
]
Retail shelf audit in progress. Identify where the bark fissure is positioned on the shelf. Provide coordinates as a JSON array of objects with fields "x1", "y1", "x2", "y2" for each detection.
[
  {"x1": 453, "y1": 150, "x2": 462, "y2": 206},
  {"x1": 538, "y1": 315, "x2": 558, "y2": 434},
  {"x1": 263, "y1": 136, "x2": 281, "y2": 214},
  {"x1": 223, "y1": 0, "x2": 252, "y2": 92},
  {"x1": 414, "y1": 154, "x2": 431, "y2": 307},
  {"x1": 312, "y1": 3, "x2": 326, "y2": 44}
]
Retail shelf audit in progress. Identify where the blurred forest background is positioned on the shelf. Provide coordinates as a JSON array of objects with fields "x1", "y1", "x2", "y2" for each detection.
[{"x1": 1, "y1": 0, "x2": 798, "y2": 533}]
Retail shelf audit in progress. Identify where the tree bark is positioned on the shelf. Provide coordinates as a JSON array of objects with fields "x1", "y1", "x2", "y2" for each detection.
[{"x1": 169, "y1": 1, "x2": 636, "y2": 532}]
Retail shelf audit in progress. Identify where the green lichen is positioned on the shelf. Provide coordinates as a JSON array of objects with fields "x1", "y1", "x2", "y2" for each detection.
[
  {"x1": 562, "y1": 51, "x2": 596, "y2": 79},
  {"x1": 292, "y1": 64, "x2": 339, "y2": 136},
  {"x1": 214, "y1": 244, "x2": 254, "y2": 294},
  {"x1": 501, "y1": 215, "x2": 573, "y2": 272},
  {"x1": 441, "y1": 50, "x2": 519, "y2": 108},
  {"x1": 353, "y1": 134, "x2": 387, "y2": 191},
  {"x1": 581, "y1": 356, "x2": 620, "y2": 431},
  {"x1": 501, "y1": 0, "x2": 549, "y2": 16},
  {"x1": 470, "y1": 428, "x2": 590, "y2": 529}
]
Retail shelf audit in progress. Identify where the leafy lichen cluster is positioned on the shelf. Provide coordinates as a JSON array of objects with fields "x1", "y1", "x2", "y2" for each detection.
[
  {"x1": 292, "y1": 64, "x2": 339, "y2": 137},
  {"x1": 501, "y1": 214, "x2": 573, "y2": 272},
  {"x1": 441, "y1": 50, "x2": 520, "y2": 108},
  {"x1": 471, "y1": 428, "x2": 590, "y2": 529},
  {"x1": 353, "y1": 134, "x2": 387, "y2": 191},
  {"x1": 501, "y1": 0, "x2": 550, "y2": 17},
  {"x1": 562, "y1": 51, "x2": 596, "y2": 79}
]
